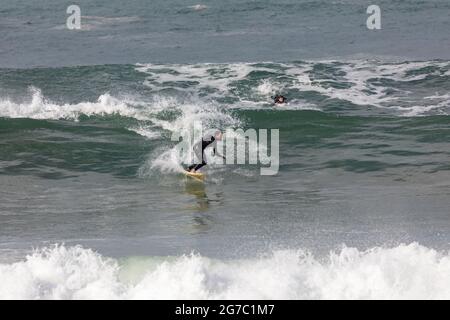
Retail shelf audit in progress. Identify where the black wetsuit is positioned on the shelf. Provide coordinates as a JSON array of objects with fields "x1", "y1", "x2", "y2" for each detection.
[{"x1": 187, "y1": 134, "x2": 218, "y2": 172}]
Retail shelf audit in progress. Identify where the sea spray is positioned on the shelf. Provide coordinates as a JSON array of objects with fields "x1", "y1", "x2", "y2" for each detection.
[{"x1": 1, "y1": 243, "x2": 450, "y2": 300}]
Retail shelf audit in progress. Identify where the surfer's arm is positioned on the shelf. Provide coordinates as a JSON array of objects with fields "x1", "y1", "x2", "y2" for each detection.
[{"x1": 213, "y1": 147, "x2": 226, "y2": 160}]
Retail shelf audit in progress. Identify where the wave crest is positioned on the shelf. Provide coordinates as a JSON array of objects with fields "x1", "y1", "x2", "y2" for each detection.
[
  {"x1": 1, "y1": 243, "x2": 449, "y2": 299},
  {"x1": 0, "y1": 87, "x2": 142, "y2": 121}
]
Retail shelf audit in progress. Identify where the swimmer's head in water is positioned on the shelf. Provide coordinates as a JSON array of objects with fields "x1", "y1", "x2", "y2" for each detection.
[{"x1": 273, "y1": 95, "x2": 287, "y2": 104}]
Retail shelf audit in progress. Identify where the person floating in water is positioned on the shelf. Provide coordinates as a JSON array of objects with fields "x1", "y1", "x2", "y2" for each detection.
[
  {"x1": 187, "y1": 130, "x2": 226, "y2": 173},
  {"x1": 272, "y1": 95, "x2": 287, "y2": 104}
]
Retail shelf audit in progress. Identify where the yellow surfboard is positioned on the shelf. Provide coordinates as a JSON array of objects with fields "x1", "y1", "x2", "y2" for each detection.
[{"x1": 183, "y1": 170, "x2": 205, "y2": 181}]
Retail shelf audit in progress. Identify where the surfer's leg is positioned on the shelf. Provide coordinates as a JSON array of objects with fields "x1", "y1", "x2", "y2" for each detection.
[
  {"x1": 191, "y1": 152, "x2": 206, "y2": 172},
  {"x1": 188, "y1": 147, "x2": 203, "y2": 172},
  {"x1": 193, "y1": 160, "x2": 207, "y2": 171}
]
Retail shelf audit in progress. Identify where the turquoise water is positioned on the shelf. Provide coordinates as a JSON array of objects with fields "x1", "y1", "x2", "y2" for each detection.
[{"x1": 0, "y1": 2, "x2": 449, "y2": 299}]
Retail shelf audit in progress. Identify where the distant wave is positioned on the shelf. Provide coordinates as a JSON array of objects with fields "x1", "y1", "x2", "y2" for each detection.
[
  {"x1": 1, "y1": 243, "x2": 449, "y2": 299},
  {"x1": 188, "y1": 4, "x2": 208, "y2": 11},
  {"x1": 1, "y1": 60, "x2": 448, "y2": 119},
  {"x1": 135, "y1": 60, "x2": 450, "y2": 116}
]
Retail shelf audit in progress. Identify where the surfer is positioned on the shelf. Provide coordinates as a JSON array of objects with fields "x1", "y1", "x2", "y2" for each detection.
[
  {"x1": 272, "y1": 95, "x2": 287, "y2": 104},
  {"x1": 187, "y1": 130, "x2": 226, "y2": 173}
]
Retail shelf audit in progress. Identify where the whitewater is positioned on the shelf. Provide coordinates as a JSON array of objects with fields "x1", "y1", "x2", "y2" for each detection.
[
  {"x1": 1, "y1": 60, "x2": 449, "y2": 300},
  {"x1": 1, "y1": 243, "x2": 449, "y2": 300}
]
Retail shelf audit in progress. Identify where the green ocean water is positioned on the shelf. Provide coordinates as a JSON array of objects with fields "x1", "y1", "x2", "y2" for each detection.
[{"x1": 0, "y1": 61, "x2": 449, "y2": 258}]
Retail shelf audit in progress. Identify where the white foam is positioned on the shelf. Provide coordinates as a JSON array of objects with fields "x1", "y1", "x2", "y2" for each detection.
[
  {"x1": 256, "y1": 79, "x2": 278, "y2": 96},
  {"x1": 0, "y1": 86, "x2": 245, "y2": 176},
  {"x1": 1, "y1": 243, "x2": 449, "y2": 299},
  {"x1": 136, "y1": 63, "x2": 275, "y2": 101},
  {"x1": 0, "y1": 87, "x2": 146, "y2": 121},
  {"x1": 136, "y1": 60, "x2": 450, "y2": 116},
  {"x1": 396, "y1": 102, "x2": 448, "y2": 117},
  {"x1": 0, "y1": 245, "x2": 122, "y2": 299},
  {"x1": 189, "y1": 4, "x2": 208, "y2": 11},
  {"x1": 137, "y1": 98, "x2": 241, "y2": 176},
  {"x1": 394, "y1": 93, "x2": 450, "y2": 116},
  {"x1": 129, "y1": 126, "x2": 161, "y2": 139},
  {"x1": 0, "y1": 87, "x2": 242, "y2": 140}
]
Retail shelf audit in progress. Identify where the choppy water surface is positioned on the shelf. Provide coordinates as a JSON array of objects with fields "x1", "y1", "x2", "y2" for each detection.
[{"x1": 1, "y1": 1, "x2": 449, "y2": 299}]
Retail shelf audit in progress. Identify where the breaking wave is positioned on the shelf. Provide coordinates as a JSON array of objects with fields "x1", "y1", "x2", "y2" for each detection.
[{"x1": 1, "y1": 243, "x2": 449, "y2": 299}]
